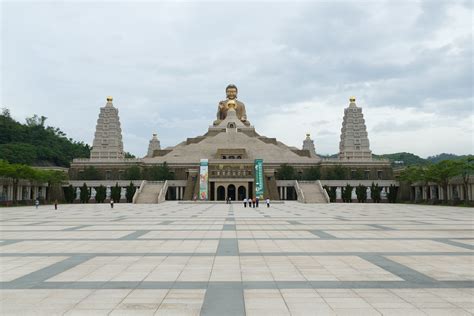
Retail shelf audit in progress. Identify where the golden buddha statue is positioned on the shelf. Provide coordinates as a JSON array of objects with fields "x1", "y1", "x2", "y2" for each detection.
[{"x1": 213, "y1": 84, "x2": 250, "y2": 126}]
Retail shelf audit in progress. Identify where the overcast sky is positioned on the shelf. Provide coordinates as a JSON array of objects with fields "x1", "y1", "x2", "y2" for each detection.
[{"x1": 2, "y1": 0, "x2": 473, "y2": 158}]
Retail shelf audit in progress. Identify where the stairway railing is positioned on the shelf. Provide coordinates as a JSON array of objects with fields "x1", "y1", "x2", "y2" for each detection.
[
  {"x1": 132, "y1": 180, "x2": 146, "y2": 204},
  {"x1": 317, "y1": 180, "x2": 330, "y2": 203},
  {"x1": 294, "y1": 180, "x2": 306, "y2": 203},
  {"x1": 157, "y1": 180, "x2": 168, "y2": 203}
]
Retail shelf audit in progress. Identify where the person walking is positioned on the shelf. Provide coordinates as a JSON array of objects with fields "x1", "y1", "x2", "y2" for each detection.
[
  {"x1": 110, "y1": 199, "x2": 114, "y2": 209},
  {"x1": 227, "y1": 197, "x2": 232, "y2": 204},
  {"x1": 256, "y1": 197, "x2": 259, "y2": 208},
  {"x1": 243, "y1": 198, "x2": 247, "y2": 208},
  {"x1": 35, "y1": 198, "x2": 39, "y2": 209},
  {"x1": 252, "y1": 197, "x2": 256, "y2": 208},
  {"x1": 266, "y1": 197, "x2": 270, "y2": 208},
  {"x1": 54, "y1": 199, "x2": 58, "y2": 210}
]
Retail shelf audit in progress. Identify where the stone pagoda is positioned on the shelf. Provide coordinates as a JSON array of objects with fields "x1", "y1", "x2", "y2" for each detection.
[
  {"x1": 302, "y1": 133, "x2": 317, "y2": 157},
  {"x1": 338, "y1": 97, "x2": 372, "y2": 160},
  {"x1": 147, "y1": 133, "x2": 161, "y2": 157},
  {"x1": 90, "y1": 96, "x2": 124, "y2": 159}
]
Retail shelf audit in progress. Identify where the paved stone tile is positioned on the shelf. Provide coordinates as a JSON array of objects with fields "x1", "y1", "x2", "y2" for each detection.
[{"x1": 0, "y1": 202, "x2": 473, "y2": 315}]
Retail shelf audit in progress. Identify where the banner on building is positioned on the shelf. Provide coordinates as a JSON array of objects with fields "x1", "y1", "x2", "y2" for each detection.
[
  {"x1": 254, "y1": 159, "x2": 264, "y2": 199},
  {"x1": 199, "y1": 159, "x2": 209, "y2": 200}
]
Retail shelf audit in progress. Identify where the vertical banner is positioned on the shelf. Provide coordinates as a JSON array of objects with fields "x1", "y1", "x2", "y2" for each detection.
[
  {"x1": 199, "y1": 159, "x2": 209, "y2": 200},
  {"x1": 254, "y1": 159, "x2": 264, "y2": 199}
]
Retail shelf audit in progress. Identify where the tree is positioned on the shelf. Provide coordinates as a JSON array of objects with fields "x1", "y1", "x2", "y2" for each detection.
[
  {"x1": 80, "y1": 166, "x2": 103, "y2": 180},
  {"x1": 111, "y1": 183, "x2": 122, "y2": 202},
  {"x1": 0, "y1": 143, "x2": 37, "y2": 165},
  {"x1": 355, "y1": 185, "x2": 367, "y2": 203},
  {"x1": 0, "y1": 160, "x2": 37, "y2": 203},
  {"x1": 370, "y1": 182, "x2": 382, "y2": 203},
  {"x1": 387, "y1": 184, "x2": 398, "y2": 203},
  {"x1": 302, "y1": 167, "x2": 321, "y2": 180},
  {"x1": 425, "y1": 160, "x2": 460, "y2": 204},
  {"x1": 323, "y1": 186, "x2": 337, "y2": 202},
  {"x1": 125, "y1": 182, "x2": 137, "y2": 202},
  {"x1": 398, "y1": 166, "x2": 426, "y2": 202},
  {"x1": 95, "y1": 185, "x2": 107, "y2": 203},
  {"x1": 37, "y1": 169, "x2": 67, "y2": 201},
  {"x1": 63, "y1": 185, "x2": 75, "y2": 203},
  {"x1": 0, "y1": 109, "x2": 90, "y2": 167},
  {"x1": 79, "y1": 183, "x2": 91, "y2": 203},
  {"x1": 25, "y1": 114, "x2": 47, "y2": 127},
  {"x1": 276, "y1": 164, "x2": 296, "y2": 180},
  {"x1": 452, "y1": 157, "x2": 474, "y2": 205},
  {"x1": 325, "y1": 165, "x2": 347, "y2": 180},
  {"x1": 351, "y1": 169, "x2": 364, "y2": 180},
  {"x1": 124, "y1": 166, "x2": 141, "y2": 180},
  {"x1": 0, "y1": 160, "x2": 67, "y2": 203},
  {"x1": 341, "y1": 184, "x2": 353, "y2": 203}
]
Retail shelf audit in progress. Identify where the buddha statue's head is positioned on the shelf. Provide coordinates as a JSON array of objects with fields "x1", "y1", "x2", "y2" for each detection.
[
  {"x1": 226, "y1": 100, "x2": 236, "y2": 110},
  {"x1": 226, "y1": 84, "x2": 238, "y2": 100}
]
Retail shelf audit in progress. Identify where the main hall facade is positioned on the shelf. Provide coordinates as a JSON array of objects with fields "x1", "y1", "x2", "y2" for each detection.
[{"x1": 69, "y1": 87, "x2": 395, "y2": 203}]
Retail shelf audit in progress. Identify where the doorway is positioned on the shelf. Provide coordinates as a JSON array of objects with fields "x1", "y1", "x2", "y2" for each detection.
[
  {"x1": 238, "y1": 186, "x2": 246, "y2": 201},
  {"x1": 227, "y1": 184, "x2": 236, "y2": 201},
  {"x1": 217, "y1": 186, "x2": 226, "y2": 201}
]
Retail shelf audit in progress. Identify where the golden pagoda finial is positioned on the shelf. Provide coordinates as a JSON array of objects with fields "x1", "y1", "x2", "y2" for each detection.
[
  {"x1": 107, "y1": 96, "x2": 113, "y2": 102},
  {"x1": 349, "y1": 96, "x2": 356, "y2": 102},
  {"x1": 306, "y1": 133, "x2": 310, "y2": 137}
]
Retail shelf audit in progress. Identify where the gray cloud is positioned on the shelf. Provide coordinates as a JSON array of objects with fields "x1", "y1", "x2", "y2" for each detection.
[{"x1": 1, "y1": 1, "x2": 472, "y2": 157}]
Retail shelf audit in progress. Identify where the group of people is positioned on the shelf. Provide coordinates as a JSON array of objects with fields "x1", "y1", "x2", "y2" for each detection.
[{"x1": 243, "y1": 197, "x2": 270, "y2": 208}]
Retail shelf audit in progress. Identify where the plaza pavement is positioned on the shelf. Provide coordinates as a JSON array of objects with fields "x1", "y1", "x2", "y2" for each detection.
[{"x1": 0, "y1": 201, "x2": 473, "y2": 315}]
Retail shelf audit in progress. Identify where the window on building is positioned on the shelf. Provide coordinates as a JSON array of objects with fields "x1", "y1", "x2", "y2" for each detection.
[
  {"x1": 351, "y1": 170, "x2": 356, "y2": 179},
  {"x1": 105, "y1": 170, "x2": 112, "y2": 180},
  {"x1": 377, "y1": 170, "x2": 383, "y2": 180},
  {"x1": 364, "y1": 170, "x2": 370, "y2": 180}
]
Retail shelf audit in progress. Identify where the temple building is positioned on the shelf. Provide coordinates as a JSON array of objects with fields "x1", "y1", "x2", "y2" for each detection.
[
  {"x1": 147, "y1": 134, "x2": 161, "y2": 158},
  {"x1": 302, "y1": 134, "x2": 317, "y2": 158},
  {"x1": 90, "y1": 97, "x2": 124, "y2": 159},
  {"x1": 69, "y1": 86, "x2": 395, "y2": 203},
  {"x1": 339, "y1": 97, "x2": 372, "y2": 160}
]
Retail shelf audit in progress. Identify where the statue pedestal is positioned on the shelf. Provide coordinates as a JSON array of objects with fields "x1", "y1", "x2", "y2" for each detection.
[{"x1": 209, "y1": 108, "x2": 255, "y2": 133}]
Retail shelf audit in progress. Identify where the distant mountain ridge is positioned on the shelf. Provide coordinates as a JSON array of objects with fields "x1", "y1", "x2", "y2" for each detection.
[
  {"x1": 372, "y1": 152, "x2": 471, "y2": 166},
  {"x1": 320, "y1": 152, "x2": 471, "y2": 166}
]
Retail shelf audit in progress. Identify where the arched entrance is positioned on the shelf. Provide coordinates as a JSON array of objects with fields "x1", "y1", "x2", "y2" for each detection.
[
  {"x1": 227, "y1": 184, "x2": 236, "y2": 201},
  {"x1": 238, "y1": 186, "x2": 246, "y2": 201},
  {"x1": 217, "y1": 186, "x2": 226, "y2": 201}
]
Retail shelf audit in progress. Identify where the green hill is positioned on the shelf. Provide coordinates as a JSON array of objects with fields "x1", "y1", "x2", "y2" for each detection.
[
  {"x1": 0, "y1": 108, "x2": 90, "y2": 167},
  {"x1": 373, "y1": 152, "x2": 428, "y2": 166},
  {"x1": 427, "y1": 153, "x2": 471, "y2": 164}
]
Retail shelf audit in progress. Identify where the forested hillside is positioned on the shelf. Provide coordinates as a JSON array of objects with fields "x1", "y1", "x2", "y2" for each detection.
[{"x1": 0, "y1": 108, "x2": 90, "y2": 167}]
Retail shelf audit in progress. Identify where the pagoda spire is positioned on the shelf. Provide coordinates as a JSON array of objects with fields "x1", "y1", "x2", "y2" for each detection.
[
  {"x1": 302, "y1": 133, "x2": 317, "y2": 157},
  {"x1": 90, "y1": 96, "x2": 125, "y2": 159},
  {"x1": 338, "y1": 97, "x2": 372, "y2": 160}
]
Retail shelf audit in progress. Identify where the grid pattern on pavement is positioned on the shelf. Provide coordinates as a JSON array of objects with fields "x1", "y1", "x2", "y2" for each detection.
[{"x1": 0, "y1": 202, "x2": 473, "y2": 315}]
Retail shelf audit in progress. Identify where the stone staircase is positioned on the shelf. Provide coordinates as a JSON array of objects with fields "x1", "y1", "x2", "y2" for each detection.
[
  {"x1": 297, "y1": 181, "x2": 330, "y2": 203},
  {"x1": 133, "y1": 181, "x2": 166, "y2": 204}
]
